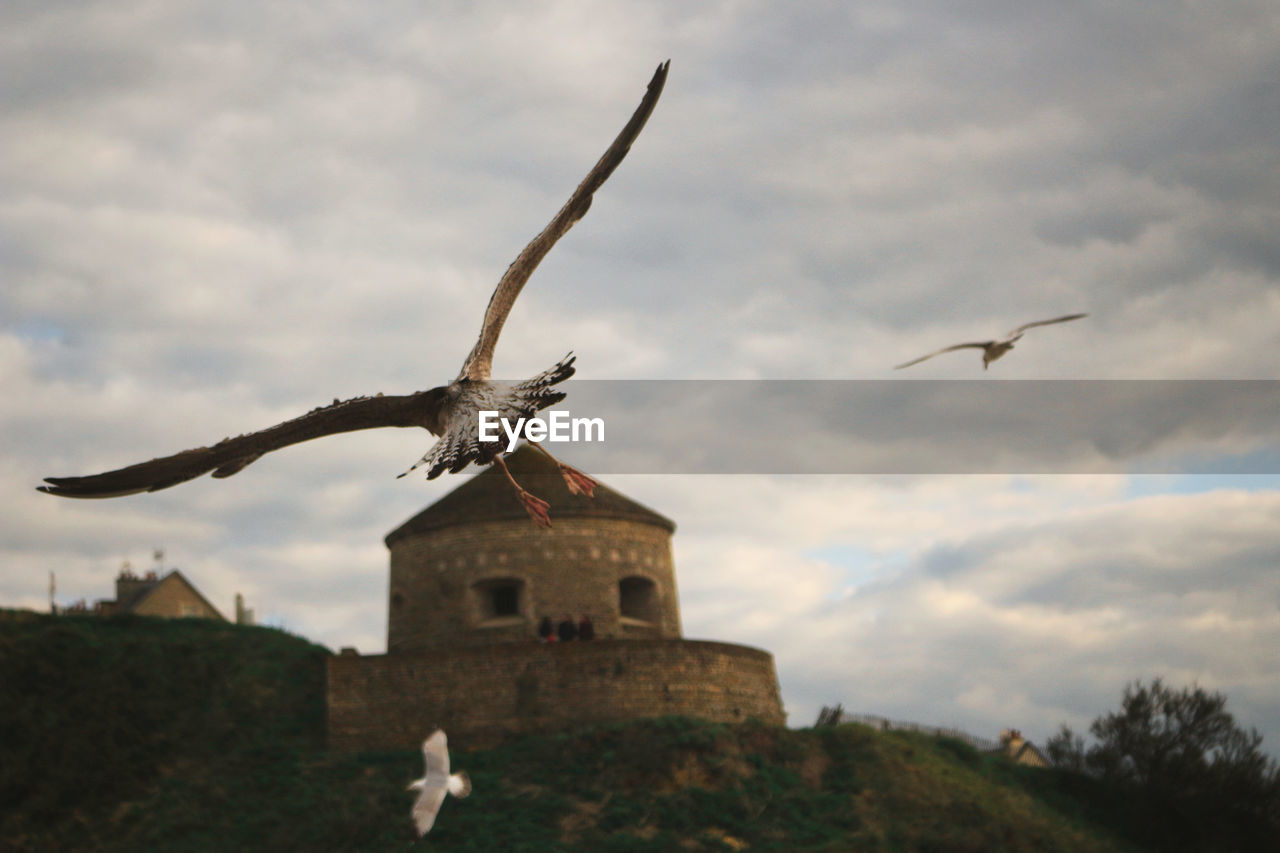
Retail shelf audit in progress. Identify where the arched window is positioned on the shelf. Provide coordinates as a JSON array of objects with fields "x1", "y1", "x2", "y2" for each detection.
[
  {"x1": 472, "y1": 578, "x2": 525, "y2": 623},
  {"x1": 618, "y1": 576, "x2": 659, "y2": 623}
]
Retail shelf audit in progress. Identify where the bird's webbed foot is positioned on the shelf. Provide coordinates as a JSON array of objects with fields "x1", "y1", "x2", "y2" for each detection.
[
  {"x1": 515, "y1": 488, "x2": 552, "y2": 529},
  {"x1": 493, "y1": 454, "x2": 553, "y2": 528},
  {"x1": 528, "y1": 441, "x2": 597, "y2": 498},
  {"x1": 557, "y1": 463, "x2": 597, "y2": 498}
]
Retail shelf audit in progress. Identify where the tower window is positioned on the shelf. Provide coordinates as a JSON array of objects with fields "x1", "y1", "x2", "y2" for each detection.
[
  {"x1": 472, "y1": 578, "x2": 525, "y2": 622},
  {"x1": 491, "y1": 584, "x2": 519, "y2": 616},
  {"x1": 619, "y1": 576, "x2": 659, "y2": 623}
]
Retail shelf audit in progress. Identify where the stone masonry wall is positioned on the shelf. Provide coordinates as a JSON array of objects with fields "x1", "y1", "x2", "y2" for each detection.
[
  {"x1": 327, "y1": 639, "x2": 785, "y2": 751},
  {"x1": 388, "y1": 517, "x2": 680, "y2": 652}
]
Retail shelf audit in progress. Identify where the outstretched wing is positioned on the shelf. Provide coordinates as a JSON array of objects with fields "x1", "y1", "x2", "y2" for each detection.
[
  {"x1": 422, "y1": 730, "x2": 451, "y2": 782},
  {"x1": 1007, "y1": 313, "x2": 1088, "y2": 338},
  {"x1": 412, "y1": 785, "x2": 449, "y2": 836},
  {"x1": 412, "y1": 730, "x2": 452, "y2": 836},
  {"x1": 458, "y1": 61, "x2": 670, "y2": 382},
  {"x1": 38, "y1": 392, "x2": 441, "y2": 498},
  {"x1": 893, "y1": 342, "x2": 992, "y2": 370}
]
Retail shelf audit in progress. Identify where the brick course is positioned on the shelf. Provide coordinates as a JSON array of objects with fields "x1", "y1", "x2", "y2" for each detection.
[
  {"x1": 327, "y1": 639, "x2": 786, "y2": 751},
  {"x1": 388, "y1": 517, "x2": 680, "y2": 652}
]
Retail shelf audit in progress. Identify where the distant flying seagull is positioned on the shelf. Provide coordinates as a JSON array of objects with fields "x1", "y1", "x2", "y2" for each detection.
[
  {"x1": 38, "y1": 61, "x2": 671, "y2": 527},
  {"x1": 893, "y1": 313, "x2": 1088, "y2": 371},
  {"x1": 408, "y1": 730, "x2": 471, "y2": 837}
]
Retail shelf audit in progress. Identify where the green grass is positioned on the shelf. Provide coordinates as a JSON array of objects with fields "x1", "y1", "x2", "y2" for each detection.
[{"x1": 0, "y1": 610, "x2": 1147, "y2": 851}]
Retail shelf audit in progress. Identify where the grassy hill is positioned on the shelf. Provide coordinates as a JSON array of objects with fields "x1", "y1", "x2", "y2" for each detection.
[{"x1": 0, "y1": 610, "x2": 1146, "y2": 852}]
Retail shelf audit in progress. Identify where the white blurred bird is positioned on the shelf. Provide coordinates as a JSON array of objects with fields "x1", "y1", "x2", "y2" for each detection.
[
  {"x1": 408, "y1": 730, "x2": 471, "y2": 837},
  {"x1": 894, "y1": 313, "x2": 1088, "y2": 371}
]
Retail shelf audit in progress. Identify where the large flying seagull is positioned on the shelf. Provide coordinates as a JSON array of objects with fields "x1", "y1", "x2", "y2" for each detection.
[
  {"x1": 38, "y1": 61, "x2": 670, "y2": 527},
  {"x1": 893, "y1": 313, "x2": 1088, "y2": 371}
]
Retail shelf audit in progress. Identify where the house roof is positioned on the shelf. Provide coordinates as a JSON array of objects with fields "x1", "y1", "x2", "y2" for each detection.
[
  {"x1": 113, "y1": 580, "x2": 154, "y2": 612},
  {"x1": 130, "y1": 570, "x2": 226, "y2": 621},
  {"x1": 385, "y1": 445, "x2": 675, "y2": 545},
  {"x1": 1011, "y1": 740, "x2": 1050, "y2": 766}
]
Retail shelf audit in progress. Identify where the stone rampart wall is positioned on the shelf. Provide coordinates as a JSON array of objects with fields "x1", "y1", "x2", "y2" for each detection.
[{"x1": 327, "y1": 639, "x2": 785, "y2": 751}]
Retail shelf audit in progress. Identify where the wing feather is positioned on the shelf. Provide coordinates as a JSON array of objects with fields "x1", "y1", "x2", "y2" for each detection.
[
  {"x1": 893, "y1": 342, "x2": 991, "y2": 370},
  {"x1": 458, "y1": 61, "x2": 670, "y2": 381},
  {"x1": 412, "y1": 786, "x2": 449, "y2": 836},
  {"x1": 38, "y1": 392, "x2": 439, "y2": 498},
  {"x1": 1007, "y1": 313, "x2": 1088, "y2": 337},
  {"x1": 422, "y1": 730, "x2": 451, "y2": 781}
]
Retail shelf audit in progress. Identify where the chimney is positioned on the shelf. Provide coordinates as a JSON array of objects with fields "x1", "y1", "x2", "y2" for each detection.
[
  {"x1": 235, "y1": 593, "x2": 255, "y2": 626},
  {"x1": 115, "y1": 567, "x2": 153, "y2": 608}
]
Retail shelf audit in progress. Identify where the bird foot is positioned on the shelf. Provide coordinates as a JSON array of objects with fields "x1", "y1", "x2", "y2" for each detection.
[
  {"x1": 558, "y1": 463, "x2": 597, "y2": 498},
  {"x1": 492, "y1": 453, "x2": 553, "y2": 528},
  {"x1": 527, "y1": 440, "x2": 597, "y2": 498},
  {"x1": 516, "y1": 488, "x2": 553, "y2": 528}
]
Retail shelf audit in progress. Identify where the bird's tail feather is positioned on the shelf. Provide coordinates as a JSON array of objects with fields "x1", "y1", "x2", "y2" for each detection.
[
  {"x1": 398, "y1": 353, "x2": 576, "y2": 482},
  {"x1": 514, "y1": 352, "x2": 576, "y2": 397},
  {"x1": 448, "y1": 771, "x2": 471, "y2": 799}
]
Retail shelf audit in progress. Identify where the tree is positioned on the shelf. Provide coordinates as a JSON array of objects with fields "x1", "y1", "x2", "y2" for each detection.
[
  {"x1": 1044, "y1": 723, "x2": 1085, "y2": 772},
  {"x1": 1051, "y1": 679, "x2": 1280, "y2": 851}
]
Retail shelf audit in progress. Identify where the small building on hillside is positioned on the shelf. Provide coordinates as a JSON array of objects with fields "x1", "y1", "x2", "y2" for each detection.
[
  {"x1": 994, "y1": 729, "x2": 1050, "y2": 767},
  {"x1": 327, "y1": 446, "x2": 786, "y2": 751},
  {"x1": 93, "y1": 568, "x2": 224, "y2": 621}
]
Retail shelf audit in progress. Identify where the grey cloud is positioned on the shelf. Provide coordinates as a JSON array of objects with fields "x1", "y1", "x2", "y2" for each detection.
[
  {"x1": 763, "y1": 489, "x2": 1280, "y2": 746},
  {"x1": 552, "y1": 380, "x2": 1280, "y2": 474},
  {"x1": 0, "y1": 33, "x2": 154, "y2": 112},
  {"x1": 1033, "y1": 207, "x2": 1167, "y2": 248},
  {"x1": 5, "y1": 1, "x2": 1280, "y2": 764}
]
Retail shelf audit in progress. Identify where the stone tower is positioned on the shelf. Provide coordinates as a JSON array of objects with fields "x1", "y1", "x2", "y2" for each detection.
[
  {"x1": 384, "y1": 446, "x2": 680, "y2": 652},
  {"x1": 326, "y1": 446, "x2": 786, "y2": 751}
]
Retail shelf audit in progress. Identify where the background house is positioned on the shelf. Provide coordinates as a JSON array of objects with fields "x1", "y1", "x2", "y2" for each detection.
[
  {"x1": 92, "y1": 568, "x2": 225, "y2": 621},
  {"x1": 995, "y1": 729, "x2": 1050, "y2": 767}
]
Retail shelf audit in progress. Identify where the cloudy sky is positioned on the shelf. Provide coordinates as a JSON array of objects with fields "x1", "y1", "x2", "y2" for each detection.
[{"x1": 5, "y1": 1, "x2": 1280, "y2": 752}]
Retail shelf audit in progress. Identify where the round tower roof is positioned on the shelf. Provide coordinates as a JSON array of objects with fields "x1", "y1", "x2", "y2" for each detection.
[{"x1": 385, "y1": 446, "x2": 675, "y2": 545}]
